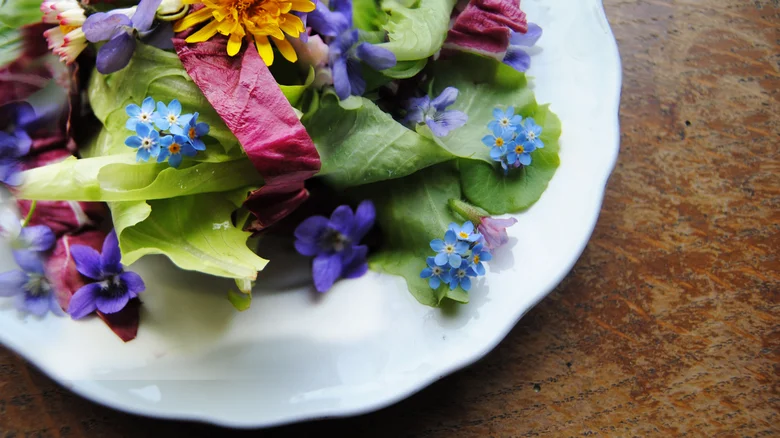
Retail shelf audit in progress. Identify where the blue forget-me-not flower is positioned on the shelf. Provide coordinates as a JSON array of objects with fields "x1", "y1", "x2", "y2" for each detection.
[{"x1": 420, "y1": 256, "x2": 452, "y2": 289}]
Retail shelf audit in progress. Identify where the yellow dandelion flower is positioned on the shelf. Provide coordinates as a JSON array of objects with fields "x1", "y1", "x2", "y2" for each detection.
[{"x1": 174, "y1": 0, "x2": 316, "y2": 65}]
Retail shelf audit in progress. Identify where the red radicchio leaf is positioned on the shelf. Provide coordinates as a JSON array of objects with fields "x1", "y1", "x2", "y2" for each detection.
[
  {"x1": 0, "y1": 24, "x2": 52, "y2": 104},
  {"x1": 46, "y1": 230, "x2": 141, "y2": 342},
  {"x1": 173, "y1": 38, "x2": 321, "y2": 231},
  {"x1": 443, "y1": 0, "x2": 528, "y2": 58},
  {"x1": 17, "y1": 200, "x2": 106, "y2": 237}
]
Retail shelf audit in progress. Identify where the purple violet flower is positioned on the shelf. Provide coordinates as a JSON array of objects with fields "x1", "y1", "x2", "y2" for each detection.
[
  {"x1": 294, "y1": 201, "x2": 376, "y2": 293},
  {"x1": 503, "y1": 23, "x2": 542, "y2": 73},
  {"x1": 82, "y1": 0, "x2": 163, "y2": 74},
  {"x1": 0, "y1": 102, "x2": 36, "y2": 186},
  {"x1": 0, "y1": 223, "x2": 61, "y2": 317},
  {"x1": 405, "y1": 87, "x2": 469, "y2": 137},
  {"x1": 308, "y1": 0, "x2": 396, "y2": 100},
  {"x1": 67, "y1": 230, "x2": 145, "y2": 318}
]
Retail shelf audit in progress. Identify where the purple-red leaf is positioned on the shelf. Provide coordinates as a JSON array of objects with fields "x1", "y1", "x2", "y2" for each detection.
[
  {"x1": 173, "y1": 38, "x2": 321, "y2": 231},
  {"x1": 444, "y1": 0, "x2": 529, "y2": 58}
]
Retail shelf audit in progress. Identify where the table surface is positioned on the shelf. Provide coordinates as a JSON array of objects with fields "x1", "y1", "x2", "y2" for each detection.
[{"x1": 2, "y1": 0, "x2": 778, "y2": 436}]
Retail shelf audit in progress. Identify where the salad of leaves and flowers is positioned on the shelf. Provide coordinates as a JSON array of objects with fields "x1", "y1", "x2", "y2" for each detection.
[{"x1": 0, "y1": 0, "x2": 559, "y2": 341}]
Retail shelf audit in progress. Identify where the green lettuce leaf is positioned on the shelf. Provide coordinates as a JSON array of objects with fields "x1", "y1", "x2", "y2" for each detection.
[
  {"x1": 18, "y1": 154, "x2": 262, "y2": 201},
  {"x1": 353, "y1": 0, "x2": 385, "y2": 31},
  {"x1": 303, "y1": 92, "x2": 451, "y2": 188},
  {"x1": 381, "y1": 59, "x2": 428, "y2": 79},
  {"x1": 278, "y1": 66, "x2": 316, "y2": 107},
  {"x1": 376, "y1": 0, "x2": 458, "y2": 61},
  {"x1": 0, "y1": 26, "x2": 23, "y2": 68},
  {"x1": 17, "y1": 43, "x2": 264, "y2": 202},
  {"x1": 0, "y1": 0, "x2": 42, "y2": 27},
  {"x1": 423, "y1": 54, "x2": 536, "y2": 163},
  {"x1": 110, "y1": 187, "x2": 267, "y2": 281},
  {"x1": 366, "y1": 163, "x2": 463, "y2": 306},
  {"x1": 459, "y1": 103, "x2": 562, "y2": 214},
  {"x1": 227, "y1": 288, "x2": 253, "y2": 311}
]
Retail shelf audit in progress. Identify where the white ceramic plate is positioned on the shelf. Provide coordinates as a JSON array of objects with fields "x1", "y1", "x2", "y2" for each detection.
[{"x1": 0, "y1": 0, "x2": 620, "y2": 428}]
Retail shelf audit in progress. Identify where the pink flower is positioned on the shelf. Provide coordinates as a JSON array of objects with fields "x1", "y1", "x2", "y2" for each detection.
[
  {"x1": 44, "y1": 26, "x2": 87, "y2": 64},
  {"x1": 290, "y1": 33, "x2": 333, "y2": 88},
  {"x1": 478, "y1": 217, "x2": 518, "y2": 250},
  {"x1": 41, "y1": 0, "x2": 87, "y2": 64},
  {"x1": 41, "y1": 0, "x2": 85, "y2": 25},
  {"x1": 448, "y1": 198, "x2": 518, "y2": 250}
]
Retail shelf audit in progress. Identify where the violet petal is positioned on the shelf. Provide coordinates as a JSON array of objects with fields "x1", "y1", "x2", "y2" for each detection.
[
  {"x1": 83, "y1": 12, "x2": 131, "y2": 42},
  {"x1": 95, "y1": 293, "x2": 131, "y2": 314},
  {"x1": 294, "y1": 215, "x2": 329, "y2": 242},
  {"x1": 67, "y1": 282, "x2": 100, "y2": 319},
  {"x1": 19, "y1": 225, "x2": 56, "y2": 252},
  {"x1": 100, "y1": 230, "x2": 123, "y2": 275},
  {"x1": 342, "y1": 245, "x2": 368, "y2": 279},
  {"x1": 12, "y1": 250, "x2": 44, "y2": 274},
  {"x1": 430, "y1": 87, "x2": 459, "y2": 111},
  {"x1": 312, "y1": 253, "x2": 342, "y2": 292},
  {"x1": 70, "y1": 245, "x2": 103, "y2": 279},
  {"x1": 0, "y1": 270, "x2": 26, "y2": 296},
  {"x1": 346, "y1": 58, "x2": 366, "y2": 96},
  {"x1": 22, "y1": 294, "x2": 50, "y2": 316},
  {"x1": 96, "y1": 32, "x2": 137, "y2": 75},
  {"x1": 132, "y1": 0, "x2": 163, "y2": 32},
  {"x1": 328, "y1": 205, "x2": 354, "y2": 236},
  {"x1": 355, "y1": 43, "x2": 396, "y2": 71},
  {"x1": 432, "y1": 109, "x2": 468, "y2": 135},
  {"x1": 351, "y1": 200, "x2": 375, "y2": 242},
  {"x1": 119, "y1": 271, "x2": 145, "y2": 296},
  {"x1": 426, "y1": 118, "x2": 450, "y2": 137},
  {"x1": 294, "y1": 240, "x2": 320, "y2": 257},
  {"x1": 308, "y1": 2, "x2": 350, "y2": 37},
  {"x1": 509, "y1": 23, "x2": 542, "y2": 47},
  {"x1": 332, "y1": 56, "x2": 351, "y2": 100},
  {"x1": 503, "y1": 47, "x2": 531, "y2": 72}
]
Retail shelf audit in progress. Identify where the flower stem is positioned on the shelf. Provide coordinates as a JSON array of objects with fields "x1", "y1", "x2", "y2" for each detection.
[
  {"x1": 21, "y1": 201, "x2": 37, "y2": 228},
  {"x1": 448, "y1": 198, "x2": 489, "y2": 224}
]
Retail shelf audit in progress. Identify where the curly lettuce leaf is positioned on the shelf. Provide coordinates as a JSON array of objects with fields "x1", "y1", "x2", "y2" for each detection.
[
  {"x1": 110, "y1": 187, "x2": 267, "y2": 281},
  {"x1": 376, "y1": 0, "x2": 458, "y2": 62},
  {"x1": 459, "y1": 104, "x2": 562, "y2": 213},
  {"x1": 353, "y1": 0, "x2": 385, "y2": 31},
  {"x1": 304, "y1": 92, "x2": 451, "y2": 188},
  {"x1": 365, "y1": 163, "x2": 463, "y2": 306},
  {"x1": 18, "y1": 154, "x2": 262, "y2": 201}
]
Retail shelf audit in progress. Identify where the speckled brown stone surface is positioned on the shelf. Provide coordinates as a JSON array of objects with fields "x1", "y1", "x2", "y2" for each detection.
[{"x1": 1, "y1": 0, "x2": 778, "y2": 436}]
